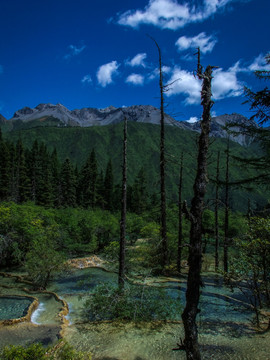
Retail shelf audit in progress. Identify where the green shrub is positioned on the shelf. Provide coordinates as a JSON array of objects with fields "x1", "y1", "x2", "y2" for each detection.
[
  {"x1": 0, "y1": 340, "x2": 91, "y2": 360},
  {"x1": 83, "y1": 283, "x2": 180, "y2": 321}
]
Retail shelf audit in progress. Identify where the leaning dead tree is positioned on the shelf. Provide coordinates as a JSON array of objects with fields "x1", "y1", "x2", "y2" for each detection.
[
  {"x1": 177, "y1": 48, "x2": 217, "y2": 360},
  {"x1": 118, "y1": 116, "x2": 127, "y2": 289}
]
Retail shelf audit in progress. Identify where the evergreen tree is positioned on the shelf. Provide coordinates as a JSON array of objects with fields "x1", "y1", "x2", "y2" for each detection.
[
  {"x1": 60, "y1": 158, "x2": 76, "y2": 207},
  {"x1": 78, "y1": 149, "x2": 98, "y2": 208},
  {"x1": 0, "y1": 138, "x2": 11, "y2": 201},
  {"x1": 96, "y1": 170, "x2": 105, "y2": 208},
  {"x1": 104, "y1": 159, "x2": 114, "y2": 211},
  {"x1": 14, "y1": 139, "x2": 30, "y2": 203},
  {"x1": 50, "y1": 148, "x2": 61, "y2": 207},
  {"x1": 37, "y1": 143, "x2": 54, "y2": 207},
  {"x1": 131, "y1": 167, "x2": 148, "y2": 214},
  {"x1": 27, "y1": 140, "x2": 41, "y2": 203}
]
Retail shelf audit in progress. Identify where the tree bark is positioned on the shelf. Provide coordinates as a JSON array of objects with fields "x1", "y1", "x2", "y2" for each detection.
[
  {"x1": 181, "y1": 50, "x2": 215, "y2": 360},
  {"x1": 224, "y1": 139, "x2": 230, "y2": 273},
  {"x1": 215, "y1": 151, "x2": 220, "y2": 272},
  {"x1": 118, "y1": 117, "x2": 127, "y2": 288},
  {"x1": 150, "y1": 36, "x2": 168, "y2": 270},
  {"x1": 177, "y1": 152, "x2": 184, "y2": 273}
]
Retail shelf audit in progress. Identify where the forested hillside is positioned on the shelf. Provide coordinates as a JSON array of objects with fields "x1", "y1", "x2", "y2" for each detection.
[{"x1": 1, "y1": 121, "x2": 267, "y2": 212}]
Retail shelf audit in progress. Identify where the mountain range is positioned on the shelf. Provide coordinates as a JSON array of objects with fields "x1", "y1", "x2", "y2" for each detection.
[
  {"x1": 0, "y1": 103, "x2": 256, "y2": 146},
  {"x1": 0, "y1": 103, "x2": 266, "y2": 212}
]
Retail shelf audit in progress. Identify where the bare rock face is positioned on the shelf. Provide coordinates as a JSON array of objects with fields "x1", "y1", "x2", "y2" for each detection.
[
  {"x1": 8, "y1": 103, "x2": 256, "y2": 145},
  {"x1": 190, "y1": 113, "x2": 256, "y2": 146}
]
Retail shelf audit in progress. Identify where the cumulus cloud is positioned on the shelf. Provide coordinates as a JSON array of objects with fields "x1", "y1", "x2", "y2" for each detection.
[
  {"x1": 97, "y1": 61, "x2": 120, "y2": 87},
  {"x1": 212, "y1": 65, "x2": 243, "y2": 100},
  {"x1": 81, "y1": 74, "x2": 92, "y2": 84},
  {"x1": 127, "y1": 53, "x2": 147, "y2": 67},
  {"x1": 176, "y1": 32, "x2": 217, "y2": 54},
  {"x1": 166, "y1": 67, "x2": 201, "y2": 104},
  {"x1": 166, "y1": 62, "x2": 244, "y2": 103},
  {"x1": 64, "y1": 44, "x2": 86, "y2": 60},
  {"x1": 126, "y1": 73, "x2": 144, "y2": 85},
  {"x1": 117, "y1": 0, "x2": 233, "y2": 30}
]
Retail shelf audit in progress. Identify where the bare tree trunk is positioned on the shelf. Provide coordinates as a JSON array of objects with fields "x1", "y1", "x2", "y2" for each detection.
[
  {"x1": 215, "y1": 151, "x2": 220, "y2": 272},
  {"x1": 224, "y1": 139, "x2": 230, "y2": 273},
  {"x1": 118, "y1": 117, "x2": 127, "y2": 289},
  {"x1": 180, "y1": 49, "x2": 216, "y2": 360},
  {"x1": 177, "y1": 152, "x2": 184, "y2": 273},
  {"x1": 150, "y1": 36, "x2": 168, "y2": 270}
]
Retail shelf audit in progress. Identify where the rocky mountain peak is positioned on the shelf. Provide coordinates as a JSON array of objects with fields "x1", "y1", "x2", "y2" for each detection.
[{"x1": 8, "y1": 103, "x2": 256, "y2": 145}]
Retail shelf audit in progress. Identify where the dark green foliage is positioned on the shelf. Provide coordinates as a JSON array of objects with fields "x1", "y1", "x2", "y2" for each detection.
[
  {"x1": 128, "y1": 167, "x2": 149, "y2": 214},
  {"x1": 2, "y1": 122, "x2": 268, "y2": 212},
  {"x1": 78, "y1": 149, "x2": 98, "y2": 208},
  {"x1": 226, "y1": 217, "x2": 270, "y2": 326},
  {"x1": 0, "y1": 340, "x2": 92, "y2": 360},
  {"x1": 103, "y1": 159, "x2": 114, "y2": 211},
  {"x1": 0, "y1": 139, "x2": 11, "y2": 201},
  {"x1": 59, "y1": 159, "x2": 77, "y2": 207},
  {"x1": 83, "y1": 283, "x2": 179, "y2": 321},
  {"x1": 14, "y1": 139, "x2": 31, "y2": 203}
]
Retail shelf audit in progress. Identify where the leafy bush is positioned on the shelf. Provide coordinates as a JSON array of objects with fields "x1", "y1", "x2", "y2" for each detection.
[
  {"x1": 0, "y1": 340, "x2": 91, "y2": 360},
  {"x1": 83, "y1": 283, "x2": 180, "y2": 321}
]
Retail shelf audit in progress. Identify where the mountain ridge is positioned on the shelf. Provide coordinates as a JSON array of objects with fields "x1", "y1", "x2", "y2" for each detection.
[{"x1": 1, "y1": 103, "x2": 256, "y2": 145}]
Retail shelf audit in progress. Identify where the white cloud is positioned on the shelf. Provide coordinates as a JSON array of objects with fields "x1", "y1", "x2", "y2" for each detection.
[
  {"x1": 148, "y1": 66, "x2": 172, "y2": 80},
  {"x1": 187, "y1": 116, "x2": 199, "y2": 123},
  {"x1": 127, "y1": 53, "x2": 147, "y2": 67},
  {"x1": 166, "y1": 62, "x2": 244, "y2": 103},
  {"x1": 117, "y1": 0, "x2": 233, "y2": 30},
  {"x1": 81, "y1": 74, "x2": 92, "y2": 84},
  {"x1": 166, "y1": 67, "x2": 201, "y2": 104},
  {"x1": 97, "y1": 61, "x2": 120, "y2": 87},
  {"x1": 64, "y1": 44, "x2": 86, "y2": 60},
  {"x1": 212, "y1": 65, "x2": 243, "y2": 100},
  {"x1": 248, "y1": 53, "x2": 270, "y2": 72},
  {"x1": 176, "y1": 32, "x2": 217, "y2": 54},
  {"x1": 126, "y1": 73, "x2": 144, "y2": 85}
]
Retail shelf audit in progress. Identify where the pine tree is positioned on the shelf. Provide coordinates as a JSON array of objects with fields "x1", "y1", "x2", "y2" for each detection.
[
  {"x1": 50, "y1": 148, "x2": 61, "y2": 207},
  {"x1": 104, "y1": 159, "x2": 114, "y2": 211},
  {"x1": 27, "y1": 140, "x2": 41, "y2": 203},
  {"x1": 131, "y1": 167, "x2": 148, "y2": 214},
  {"x1": 78, "y1": 149, "x2": 98, "y2": 208},
  {"x1": 15, "y1": 139, "x2": 30, "y2": 203},
  {"x1": 0, "y1": 138, "x2": 11, "y2": 201},
  {"x1": 60, "y1": 158, "x2": 76, "y2": 207}
]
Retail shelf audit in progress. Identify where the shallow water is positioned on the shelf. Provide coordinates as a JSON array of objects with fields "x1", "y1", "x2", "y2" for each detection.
[
  {"x1": 0, "y1": 296, "x2": 33, "y2": 320},
  {"x1": 1, "y1": 268, "x2": 269, "y2": 359}
]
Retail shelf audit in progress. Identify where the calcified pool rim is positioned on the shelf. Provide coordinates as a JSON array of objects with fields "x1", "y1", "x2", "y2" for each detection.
[{"x1": 0, "y1": 294, "x2": 39, "y2": 326}]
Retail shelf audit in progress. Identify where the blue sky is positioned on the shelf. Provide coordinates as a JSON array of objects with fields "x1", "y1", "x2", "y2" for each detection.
[{"x1": 0, "y1": 0, "x2": 269, "y2": 122}]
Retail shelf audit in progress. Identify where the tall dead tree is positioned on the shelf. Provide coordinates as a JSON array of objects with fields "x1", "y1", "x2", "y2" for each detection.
[
  {"x1": 215, "y1": 151, "x2": 220, "y2": 271},
  {"x1": 178, "y1": 48, "x2": 217, "y2": 360},
  {"x1": 177, "y1": 152, "x2": 184, "y2": 273},
  {"x1": 118, "y1": 117, "x2": 127, "y2": 288},
  {"x1": 150, "y1": 36, "x2": 168, "y2": 270},
  {"x1": 223, "y1": 138, "x2": 230, "y2": 273}
]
